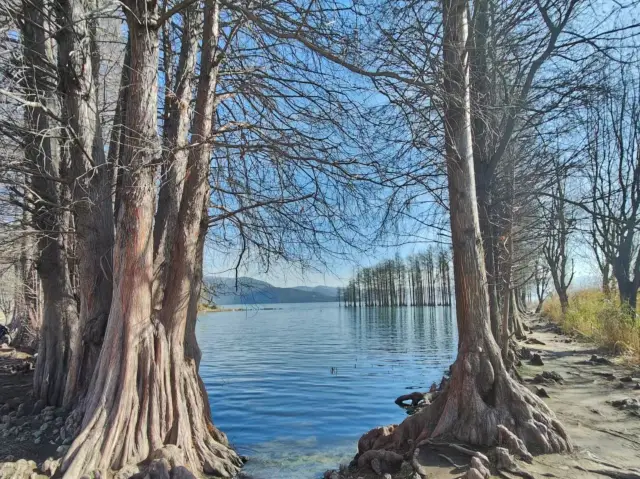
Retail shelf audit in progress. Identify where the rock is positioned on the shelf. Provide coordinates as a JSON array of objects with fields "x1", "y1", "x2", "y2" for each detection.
[
  {"x1": 148, "y1": 458, "x2": 171, "y2": 479},
  {"x1": 2, "y1": 415, "x2": 12, "y2": 425},
  {"x1": 526, "y1": 338, "x2": 546, "y2": 345},
  {"x1": 620, "y1": 376, "x2": 633, "y2": 382},
  {"x1": 34, "y1": 437, "x2": 41, "y2": 444},
  {"x1": 470, "y1": 457, "x2": 490, "y2": 478},
  {"x1": 323, "y1": 471, "x2": 340, "y2": 479},
  {"x1": 529, "y1": 354, "x2": 544, "y2": 366},
  {"x1": 41, "y1": 458, "x2": 61, "y2": 476},
  {"x1": 635, "y1": 383, "x2": 640, "y2": 390},
  {"x1": 357, "y1": 450, "x2": 403, "y2": 474},
  {"x1": 56, "y1": 445, "x2": 70, "y2": 455},
  {"x1": 39, "y1": 423, "x2": 49, "y2": 432},
  {"x1": 543, "y1": 371, "x2": 563, "y2": 382},
  {"x1": 589, "y1": 355, "x2": 612, "y2": 365},
  {"x1": 170, "y1": 466, "x2": 197, "y2": 479},
  {"x1": 519, "y1": 347, "x2": 532, "y2": 360},
  {"x1": 535, "y1": 387, "x2": 550, "y2": 398},
  {"x1": 15, "y1": 404, "x2": 25, "y2": 418},
  {"x1": 150, "y1": 446, "x2": 184, "y2": 469},
  {"x1": 0, "y1": 459, "x2": 38, "y2": 479},
  {"x1": 383, "y1": 474, "x2": 392, "y2": 479}
]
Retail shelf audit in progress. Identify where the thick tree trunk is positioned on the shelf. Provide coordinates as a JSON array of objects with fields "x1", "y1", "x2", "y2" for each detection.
[
  {"x1": 617, "y1": 276, "x2": 638, "y2": 318},
  {"x1": 56, "y1": 0, "x2": 115, "y2": 405},
  {"x1": 21, "y1": 0, "x2": 79, "y2": 407},
  {"x1": 62, "y1": 2, "x2": 240, "y2": 476},
  {"x1": 152, "y1": 6, "x2": 199, "y2": 312},
  {"x1": 356, "y1": 0, "x2": 570, "y2": 460}
]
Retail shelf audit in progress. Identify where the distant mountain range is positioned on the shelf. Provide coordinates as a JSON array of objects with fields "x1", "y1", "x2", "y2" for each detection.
[{"x1": 204, "y1": 276, "x2": 339, "y2": 305}]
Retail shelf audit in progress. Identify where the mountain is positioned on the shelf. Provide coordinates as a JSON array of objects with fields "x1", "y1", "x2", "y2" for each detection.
[
  {"x1": 292, "y1": 285, "x2": 339, "y2": 297},
  {"x1": 204, "y1": 276, "x2": 338, "y2": 305}
]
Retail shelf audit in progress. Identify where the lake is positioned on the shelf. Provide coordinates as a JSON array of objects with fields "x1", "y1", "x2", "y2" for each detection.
[{"x1": 197, "y1": 302, "x2": 458, "y2": 479}]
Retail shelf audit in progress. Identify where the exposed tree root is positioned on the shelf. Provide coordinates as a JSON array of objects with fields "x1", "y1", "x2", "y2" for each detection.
[
  {"x1": 357, "y1": 343, "x2": 571, "y2": 474},
  {"x1": 60, "y1": 322, "x2": 242, "y2": 478}
]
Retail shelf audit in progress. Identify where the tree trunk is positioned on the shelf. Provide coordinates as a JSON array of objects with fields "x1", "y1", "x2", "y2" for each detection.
[
  {"x1": 510, "y1": 291, "x2": 526, "y2": 340},
  {"x1": 56, "y1": 0, "x2": 115, "y2": 405},
  {"x1": 355, "y1": 0, "x2": 571, "y2": 458},
  {"x1": 617, "y1": 276, "x2": 638, "y2": 318},
  {"x1": 21, "y1": 0, "x2": 79, "y2": 407},
  {"x1": 10, "y1": 209, "x2": 41, "y2": 352},
  {"x1": 152, "y1": 6, "x2": 199, "y2": 312},
  {"x1": 62, "y1": 2, "x2": 241, "y2": 476}
]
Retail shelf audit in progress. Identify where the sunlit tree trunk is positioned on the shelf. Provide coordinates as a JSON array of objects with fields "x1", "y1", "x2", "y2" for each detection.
[
  {"x1": 62, "y1": 1, "x2": 241, "y2": 476},
  {"x1": 356, "y1": 0, "x2": 571, "y2": 458}
]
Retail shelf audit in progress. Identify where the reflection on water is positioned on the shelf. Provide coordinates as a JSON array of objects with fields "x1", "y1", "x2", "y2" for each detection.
[{"x1": 197, "y1": 303, "x2": 457, "y2": 479}]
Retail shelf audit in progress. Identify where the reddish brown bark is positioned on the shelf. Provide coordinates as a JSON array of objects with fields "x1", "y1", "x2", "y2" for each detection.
[
  {"x1": 356, "y1": 0, "x2": 570, "y2": 462},
  {"x1": 61, "y1": 1, "x2": 240, "y2": 476}
]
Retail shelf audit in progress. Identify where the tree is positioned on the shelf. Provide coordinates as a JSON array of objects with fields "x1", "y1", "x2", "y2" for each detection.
[
  {"x1": 541, "y1": 164, "x2": 575, "y2": 314},
  {"x1": 534, "y1": 259, "x2": 551, "y2": 313},
  {"x1": 60, "y1": 1, "x2": 242, "y2": 476},
  {"x1": 19, "y1": 0, "x2": 80, "y2": 407},
  {"x1": 356, "y1": 0, "x2": 570, "y2": 462},
  {"x1": 584, "y1": 61, "x2": 640, "y2": 314}
]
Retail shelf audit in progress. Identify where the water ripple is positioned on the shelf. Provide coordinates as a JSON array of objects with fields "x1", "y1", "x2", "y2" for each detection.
[{"x1": 197, "y1": 303, "x2": 457, "y2": 479}]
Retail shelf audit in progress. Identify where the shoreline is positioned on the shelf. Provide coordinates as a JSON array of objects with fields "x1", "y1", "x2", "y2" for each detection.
[
  {"x1": 3, "y1": 313, "x2": 640, "y2": 478},
  {"x1": 326, "y1": 313, "x2": 640, "y2": 479},
  {"x1": 198, "y1": 306, "x2": 284, "y2": 313}
]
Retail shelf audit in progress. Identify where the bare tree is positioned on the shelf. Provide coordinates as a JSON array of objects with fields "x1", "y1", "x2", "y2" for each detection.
[
  {"x1": 355, "y1": 0, "x2": 571, "y2": 463},
  {"x1": 584, "y1": 61, "x2": 640, "y2": 314}
]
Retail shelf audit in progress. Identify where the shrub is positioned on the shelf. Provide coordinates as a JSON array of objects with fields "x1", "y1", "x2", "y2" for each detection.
[{"x1": 543, "y1": 289, "x2": 640, "y2": 361}]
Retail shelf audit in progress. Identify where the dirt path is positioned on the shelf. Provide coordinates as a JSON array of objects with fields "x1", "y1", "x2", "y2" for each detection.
[
  {"x1": 331, "y1": 314, "x2": 640, "y2": 479},
  {"x1": 508, "y1": 315, "x2": 640, "y2": 478}
]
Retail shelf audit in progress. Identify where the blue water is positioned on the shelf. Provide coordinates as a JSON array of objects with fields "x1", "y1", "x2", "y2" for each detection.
[{"x1": 196, "y1": 303, "x2": 458, "y2": 479}]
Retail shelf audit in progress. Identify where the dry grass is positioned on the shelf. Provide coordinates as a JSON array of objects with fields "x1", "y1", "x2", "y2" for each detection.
[{"x1": 543, "y1": 289, "x2": 640, "y2": 362}]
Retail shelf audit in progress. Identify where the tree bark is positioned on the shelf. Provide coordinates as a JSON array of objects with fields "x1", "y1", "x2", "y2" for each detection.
[
  {"x1": 356, "y1": 0, "x2": 571, "y2": 458},
  {"x1": 21, "y1": 0, "x2": 79, "y2": 407},
  {"x1": 62, "y1": 2, "x2": 241, "y2": 476},
  {"x1": 56, "y1": 0, "x2": 115, "y2": 405},
  {"x1": 152, "y1": 6, "x2": 200, "y2": 312},
  {"x1": 10, "y1": 222, "x2": 40, "y2": 352}
]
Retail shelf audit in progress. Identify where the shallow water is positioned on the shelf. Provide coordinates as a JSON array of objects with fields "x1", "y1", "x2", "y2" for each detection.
[{"x1": 197, "y1": 303, "x2": 458, "y2": 479}]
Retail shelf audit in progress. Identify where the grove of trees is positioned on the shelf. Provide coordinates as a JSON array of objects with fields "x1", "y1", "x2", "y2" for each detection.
[{"x1": 341, "y1": 250, "x2": 452, "y2": 307}]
